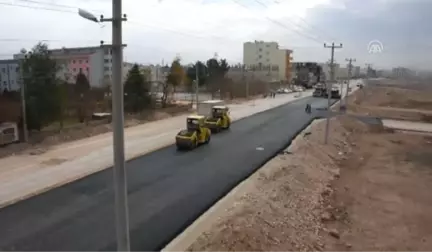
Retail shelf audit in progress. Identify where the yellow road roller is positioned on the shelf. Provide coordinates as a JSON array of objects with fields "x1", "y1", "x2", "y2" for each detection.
[
  {"x1": 175, "y1": 115, "x2": 211, "y2": 150},
  {"x1": 204, "y1": 105, "x2": 231, "y2": 133}
]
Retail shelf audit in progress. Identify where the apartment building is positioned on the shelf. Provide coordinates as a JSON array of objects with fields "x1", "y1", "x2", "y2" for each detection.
[
  {"x1": 392, "y1": 67, "x2": 416, "y2": 78},
  {"x1": 243, "y1": 41, "x2": 293, "y2": 82},
  {"x1": 0, "y1": 59, "x2": 20, "y2": 91},
  {"x1": 13, "y1": 45, "x2": 122, "y2": 88}
]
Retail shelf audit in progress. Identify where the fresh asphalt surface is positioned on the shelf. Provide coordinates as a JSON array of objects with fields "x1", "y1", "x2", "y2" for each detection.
[{"x1": 0, "y1": 96, "x2": 336, "y2": 251}]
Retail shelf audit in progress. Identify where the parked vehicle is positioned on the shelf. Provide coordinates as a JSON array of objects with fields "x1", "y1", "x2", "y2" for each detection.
[{"x1": 0, "y1": 122, "x2": 19, "y2": 146}]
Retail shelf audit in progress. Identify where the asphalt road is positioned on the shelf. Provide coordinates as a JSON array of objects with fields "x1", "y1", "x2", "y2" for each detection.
[{"x1": 0, "y1": 96, "x2": 335, "y2": 251}]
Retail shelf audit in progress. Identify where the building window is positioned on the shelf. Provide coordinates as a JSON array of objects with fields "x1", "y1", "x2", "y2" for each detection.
[
  {"x1": 258, "y1": 48, "x2": 262, "y2": 52},
  {"x1": 86, "y1": 67, "x2": 89, "y2": 72},
  {"x1": 79, "y1": 67, "x2": 82, "y2": 72},
  {"x1": 104, "y1": 59, "x2": 109, "y2": 63},
  {"x1": 104, "y1": 67, "x2": 110, "y2": 71},
  {"x1": 79, "y1": 60, "x2": 82, "y2": 64},
  {"x1": 73, "y1": 68, "x2": 76, "y2": 72},
  {"x1": 258, "y1": 55, "x2": 262, "y2": 59},
  {"x1": 72, "y1": 60, "x2": 76, "y2": 64},
  {"x1": 11, "y1": 80, "x2": 14, "y2": 84},
  {"x1": 1, "y1": 68, "x2": 5, "y2": 73},
  {"x1": 3, "y1": 81, "x2": 6, "y2": 85},
  {"x1": 86, "y1": 60, "x2": 88, "y2": 63}
]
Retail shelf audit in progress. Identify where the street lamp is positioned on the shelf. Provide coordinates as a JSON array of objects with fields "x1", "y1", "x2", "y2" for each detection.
[{"x1": 78, "y1": 6, "x2": 131, "y2": 252}]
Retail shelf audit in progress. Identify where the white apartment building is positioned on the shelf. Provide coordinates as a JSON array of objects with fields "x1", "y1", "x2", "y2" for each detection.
[
  {"x1": 243, "y1": 41, "x2": 293, "y2": 82},
  {"x1": 0, "y1": 59, "x2": 20, "y2": 91}
]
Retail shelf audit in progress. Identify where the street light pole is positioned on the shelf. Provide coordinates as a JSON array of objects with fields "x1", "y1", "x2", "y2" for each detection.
[
  {"x1": 107, "y1": 1, "x2": 130, "y2": 250},
  {"x1": 79, "y1": 6, "x2": 130, "y2": 251}
]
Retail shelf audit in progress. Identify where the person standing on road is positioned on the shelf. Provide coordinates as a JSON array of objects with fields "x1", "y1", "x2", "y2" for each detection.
[{"x1": 305, "y1": 103, "x2": 312, "y2": 114}]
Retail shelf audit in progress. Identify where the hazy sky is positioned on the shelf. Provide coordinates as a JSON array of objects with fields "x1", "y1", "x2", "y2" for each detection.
[{"x1": 0, "y1": 0, "x2": 431, "y2": 70}]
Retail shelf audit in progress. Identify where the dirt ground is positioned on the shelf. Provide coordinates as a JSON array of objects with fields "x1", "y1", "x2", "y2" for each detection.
[
  {"x1": 184, "y1": 84, "x2": 432, "y2": 251},
  {"x1": 348, "y1": 85, "x2": 432, "y2": 122},
  {"x1": 186, "y1": 115, "x2": 432, "y2": 251}
]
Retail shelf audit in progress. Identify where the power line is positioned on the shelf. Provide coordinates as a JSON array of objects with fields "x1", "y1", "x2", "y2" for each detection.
[
  {"x1": 231, "y1": 0, "x2": 322, "y2": 44},
  {"x1": 0, "y1": 1, "x2": 74, "y2": 13},
  {"x1": 16, "y1": 0, "x2": 103, "y2": 13},
  {"x1": 265, "y1": 0, "x2": 338, "y2": 42},
  {"x1": 1, "y1": 1, "x2": 239, "y2": 46}
]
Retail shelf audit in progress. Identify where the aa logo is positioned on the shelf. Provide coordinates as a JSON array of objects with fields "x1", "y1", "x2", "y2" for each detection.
[{"x1": 368, "y1": 40, "x2": 383, "y2": 54}]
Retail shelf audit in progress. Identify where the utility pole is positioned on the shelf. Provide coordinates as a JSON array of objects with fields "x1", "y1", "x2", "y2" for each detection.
[
  {"x1": 195, "y1": 62, "x2": 199, "y2": 110},
  {"x1": 345, "y1": 58, "x2": 356, "y2": 108},
  {"x1": 100, "y1": 2, "x2": 130, "y2": 251},
  {"x1": 243, "y1": 65, "x2": 249, "y2": 99},
  {"x1": 19, "y1": 58, "x2": 28, "y2": 143},
  {"x1": 323, "y1": 42, "x2": 343, "y2": 144},
  {"x1": 365, "y1": 63, "x2": 372, "y2": 79}
]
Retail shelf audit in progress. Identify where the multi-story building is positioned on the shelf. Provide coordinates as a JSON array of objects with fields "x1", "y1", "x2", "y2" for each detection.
[
  {"x1": 243, "y1": 41, "x2": 293, "y2": 82},
  {"x1": 392, "y1": 67, "x2": 416, "y2": 78},
  {"x1": 0, "y1": 59, "x2": 20, "y2": 91},
  {"x1": 13, "y1": 45, "x2": 122, "y2": 88},
  {"x1": 353, "y1": 66, "x2": 361, "y2": 78}
]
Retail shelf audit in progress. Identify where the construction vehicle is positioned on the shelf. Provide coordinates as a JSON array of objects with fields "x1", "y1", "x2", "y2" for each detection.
[
  {"x1": 330, "y1": 86, "x2": 341, "y2": 99},
  {"x1": 293, "y1": 62, "x2": 322, "y2": 89},
  {"x1": 204, "y1": 105, "x2": 231, "y2": 133},
  {"x1": 175, "y1": 115, "x2": 211, "y2": 150},
  {"x1": 313, "y1": 83, "x2": 326, "y2": 97},
  {"x1": 313, "y1": 83, "x2": 341, "y2": 99}
]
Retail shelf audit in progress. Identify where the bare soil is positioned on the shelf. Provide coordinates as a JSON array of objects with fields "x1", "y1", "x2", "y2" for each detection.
[
  {"x1": 348, "y1": 85, "x2": 432, "y2": 121},
  {"x1": 0, "y1": 104, "x2": 191, "y2": 158},
  {"x1": 187, "y1": 115, "x2": 432, "y2": 251}
]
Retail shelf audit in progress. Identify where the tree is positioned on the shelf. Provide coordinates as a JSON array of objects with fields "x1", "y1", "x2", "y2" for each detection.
[
  {"x1": 186, "y1": 61, "x2": 207, "y2": 90},
  {"x1": 124, "y1": 64, "x2": 150, "y2": 112},
  {"x1": 205, "y1": 58, "x2": 230, "y2": 97},
  {"x1": 164, "y1": 58, "x2": 185, "y2": 107},
  {"x1": 75, "y1": 69, "x2": 90, "y2": 95},
  {"x1": 75, "y1": 70, "x2": 90, "y2": 123},
  {"x1": 22, "y1": 42, "x2": 61, "y2": 131}
]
